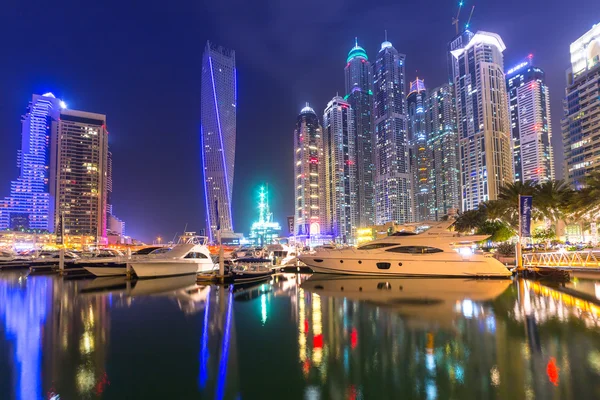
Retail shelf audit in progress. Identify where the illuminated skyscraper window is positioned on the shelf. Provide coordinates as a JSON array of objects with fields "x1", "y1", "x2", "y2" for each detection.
[{"x1": 201, "y1": 41, "x2": 237, "y2": 242}]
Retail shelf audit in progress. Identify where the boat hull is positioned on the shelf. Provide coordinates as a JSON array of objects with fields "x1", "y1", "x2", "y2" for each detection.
[
  {"x1": 299, "y1": 254, "x2": 512, "y2": 277},
  {"x1": 84, "y1": 266, "x2": 127, "y2": 277},
  {"x1": 130, "y1": 261, "x2": 214, "y2": 278}
]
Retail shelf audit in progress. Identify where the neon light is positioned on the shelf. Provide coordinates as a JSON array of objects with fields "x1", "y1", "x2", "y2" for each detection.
[
  {"x1": 198, "y1": 286, "x2": 211, "y2": 388},
  {"x1": 506, "y1": 61, "x2": 529, "y2": 75},
  {"x1": 200, "y1": 125, "x2": 213, "y2": 242},
  {"x1": 209, "y1": 56, "x2": 233, "y2": 232},
  {"x1": 215, "y1": 290, "x2": 233, "y2": 400}
]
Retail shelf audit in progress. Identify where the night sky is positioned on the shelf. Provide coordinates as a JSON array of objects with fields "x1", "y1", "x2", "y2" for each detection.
[{"x1": 0, "y1": 0, "x2": 598, "y2": 242}]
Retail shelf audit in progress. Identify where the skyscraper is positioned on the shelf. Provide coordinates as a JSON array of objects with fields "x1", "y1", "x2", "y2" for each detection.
[
  {"x1": 294, "y1": 104, "x2": 326, "y2": 241},
  {"x1": 426, "y1": 83, "x2": 461, "y2": 219},
  {"x1": 407, "y1": 78, "x2": 432, "y2": 222},
  {"x1": 344, "y1": 39, "x2": 374, "y2": 228},
  {"x1": 201, "y1": 41, "x2": 237, "y2": 242},
  {"x1": 0, "y1": 93, "x2": 61, "y2": 231},
  {"x1": 451, "y1": 31, "x2": 513, "y2": 210},
  {"x1": 562, "y1": 23, "x2": 600, "y2": 189},
  {"x1": 50, "y1": 109, "x2": 108, "y2": 242},
  {"x1": 323, "y1": 96, "x2": 356, "y2": 243},
  {"x1": 372, "y1": 36, "x2": 411, "y2": 224},
  {"x1": 507, "y1": 59, "x2": 554, "y2": 183}
]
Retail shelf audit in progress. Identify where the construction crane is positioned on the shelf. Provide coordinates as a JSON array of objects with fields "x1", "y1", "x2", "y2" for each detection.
[
  {"x1": 465, "y1": 5, "x2": 475, "y2": 30},
  {"x1": 452, "y1": 1, "x2": 464, "y2": 35}
]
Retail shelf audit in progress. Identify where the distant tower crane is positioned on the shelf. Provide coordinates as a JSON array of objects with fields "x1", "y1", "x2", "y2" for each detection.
[
  {"x1": 452, "y1": 1, "x2": 464, "y2": 35},
  {"x1": 465, "y1": 5, "x2": 475, "y2": 30}
]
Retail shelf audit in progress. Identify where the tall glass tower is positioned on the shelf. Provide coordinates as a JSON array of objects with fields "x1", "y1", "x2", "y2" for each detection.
[
  {"x1": 323, "y1": 96, "x2": 356, "y2": 243},
  {"x1": 201, "y1": 41, "x2": 237, "y2": 242},
  {"x1": 506, "y1": 60, "x2": 554, "y2": 183},
  {"x1": 426, "y1": 83, "x2": 460, "y2": 219},
  {"x1": 450, "y1": 31, "x2": 513, "y2": 210},
  {"x1": 293, "y1": 104, "x2": 326, "y2": 241},
  {"x1": 372, "y1": 37, "x2": 411, "y2": 224},
  {"x1": 0, "y1": 93, "x2": 62, "y2": 231},
  {"x1": 407, "y1": 78, "x2": 432, "y2": 222},
  {"x1": 562, "y1": 23, "x2": 600, "y2": 189},
  {"x1": 344, "y1": 39, "x2": 374, "y2": 228}
]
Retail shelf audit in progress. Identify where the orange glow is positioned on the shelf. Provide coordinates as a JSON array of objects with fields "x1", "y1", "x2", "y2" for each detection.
[{"x1": 546, "y1": 357, "x2": 559, "y2": 386}]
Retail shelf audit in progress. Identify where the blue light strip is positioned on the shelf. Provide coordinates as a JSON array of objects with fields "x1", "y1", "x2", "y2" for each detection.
[
  {"x1": 198, "y1": 286, "x2": 211, "y2": 388},
  {"x1": 209, "y1": 56, "x2": 234, "y2": 232},
  {"x1": 200, "y1": 125, "x2": 213, "y2": 243},
  {"x1": 215, "y1": 289, "x2": 233, "y2": 400},
  {"x1": 234, "y1": 67, "x2": 238, "y2": 104}
]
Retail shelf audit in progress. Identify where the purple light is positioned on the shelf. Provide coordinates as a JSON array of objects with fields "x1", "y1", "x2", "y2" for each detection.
[
  {"x1": 200, "y1": 125, "x2": 213, "y2": 242},
  {"x1": 198, "y1": 286, "x2": 211, "y2": 388},
  {"x1": 209, "y1": 56, "x2": 234, "y2": 232},
  {"x1": 215, "y1": 289, "x2": 233, "y2": 400}
]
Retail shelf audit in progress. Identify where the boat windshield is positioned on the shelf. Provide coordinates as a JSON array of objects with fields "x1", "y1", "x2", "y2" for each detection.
[{"x1": 357, "y1": 243, "x2": 397, "y2": 250}]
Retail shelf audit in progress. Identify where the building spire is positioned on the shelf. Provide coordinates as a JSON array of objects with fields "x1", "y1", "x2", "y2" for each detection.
[
  {"x1": 355, "y1": 37, "x2": 358, "y2": 47},
  {"x1": 385, "y1": 30, "x2": 388, "y2": 41}
]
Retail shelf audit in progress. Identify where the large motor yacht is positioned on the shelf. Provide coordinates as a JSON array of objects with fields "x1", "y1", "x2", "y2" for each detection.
[
  {"x1": 80, "y1": 246, "x2": 167, "y2": 277},
  {"x1": 129, "y1": 233, "x2": 215, "y2": 278},
  {"x1": 298, "y1": 221, "x2": 512, "y2": 278}
]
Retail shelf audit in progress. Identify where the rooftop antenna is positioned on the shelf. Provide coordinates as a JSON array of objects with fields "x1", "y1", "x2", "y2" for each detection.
[
  {"x1": 465, "y1": 5, "x2": 475, "y2": 30},
  {"x1": 384, "y1": 30, "x2": 388, "y2": 41},
  {"x1": 452, "y1": 1, "x2": 464, "y2": 35},
  {"x1": 355, "y1": 37, "x2": 358, "y2": 47}
]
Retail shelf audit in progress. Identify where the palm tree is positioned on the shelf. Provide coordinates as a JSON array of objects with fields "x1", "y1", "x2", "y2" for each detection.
[
  {"x1": 571, "y1": 172, "x2": 600, "y2": 219},
  {"x1": 533, "y1": 180, "x2": 572, "y2": 223},
  {"x1": 454, "y1": 209, "x2": 486, "y2": 233},
  {"x1": 495, "y1": 181, "x2": 538, "y2": 228}
]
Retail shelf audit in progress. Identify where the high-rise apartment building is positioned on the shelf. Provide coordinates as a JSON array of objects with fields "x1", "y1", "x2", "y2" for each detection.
[
  {"x1": 323, "y1": 96, "x2": 356, "y2": 243},
  {"x1": 426, "y1": 83, "x2": 461, "y2": 219},
  {"x1": 0, "y1": 93, "x2": 61, "y2": 231},
  {"x1": 50, "y1": 109, "x2": 108, "y2": 241},
  {"x1": 507, "y1": 60, "x2": 554, "y2": 183},
  {"x1": 373, "y1": 37, "x2": 412, "y2": 224},
  {"x1": 451, "y1": 31, "x2": 513, "y2": 210},
  {"x1": 294, "y1": 104, "x2": 326, "y2": 241},
  {"x1": 201, "y1": 41, "x2": 237, "y2": 242},
  {"x1": 562, "y1": 23, "x2": 600, "y2": 189},
  {"x1": 344, "y1": 39, "x2": 374, "y2": 228},
  {"x1": 407, "y1": 78, "x2": 432, "y2": 222}
]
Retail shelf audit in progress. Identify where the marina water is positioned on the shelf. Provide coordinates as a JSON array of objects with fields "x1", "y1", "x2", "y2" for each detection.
[{"x1": 1, "y1": 271, "x2": 600, "y2": 399}]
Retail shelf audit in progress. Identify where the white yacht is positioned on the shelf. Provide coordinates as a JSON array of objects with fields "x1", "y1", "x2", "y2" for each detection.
[
  {"x1": 80, "y1": 247, "x2": 167, "y2": 277},
  {"x1": 129, "y1": 234, "x2": 215, "y2": 278},
  {"x1": 298, "y1": 221, "x2": 512, "y2": 278}
]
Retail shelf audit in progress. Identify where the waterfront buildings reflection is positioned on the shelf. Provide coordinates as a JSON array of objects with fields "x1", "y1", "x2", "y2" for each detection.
[{"x1": 0, "y1": 272, "x2": 599, "y2": 399}]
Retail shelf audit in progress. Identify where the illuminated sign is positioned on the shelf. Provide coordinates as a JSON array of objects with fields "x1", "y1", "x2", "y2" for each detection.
[{"x1": 506, "y1": 61, "x2": 529, "y2": 75}]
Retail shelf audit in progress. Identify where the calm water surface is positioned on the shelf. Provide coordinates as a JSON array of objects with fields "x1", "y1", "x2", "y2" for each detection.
[{"x1": 1, "y1": 271, "x2": 600, "y2": 399}]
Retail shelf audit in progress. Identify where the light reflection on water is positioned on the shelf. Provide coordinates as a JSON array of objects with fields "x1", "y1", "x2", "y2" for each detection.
[{"x1": 0, "y1": 271, "x2": 599, "y2": 399}]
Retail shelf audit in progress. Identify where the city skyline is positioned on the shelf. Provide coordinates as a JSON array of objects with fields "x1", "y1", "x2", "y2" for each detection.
[{"x1": 0, "y1": 1, "x2": 596, "y2": 241}]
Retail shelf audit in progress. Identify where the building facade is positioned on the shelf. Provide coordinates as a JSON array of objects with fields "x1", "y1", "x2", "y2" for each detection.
[
  {"x1": 344, "y1": 40, "x2": 374, "y2": 228},
  {"x1": 323, "y1": 96, "x2": 356, "y2": 243},
  {"x1": 50, "y1": 109, "x2": 108, "y2": 241},
  {"x1": 426, "y1": 83, "x2": 461, "y2": 219},
  {"x1": 507, "y1": 60, "x2": 554, "y2": 183},
  {"x1": 294, "y1": 105, "x2": 326, "y2": 240},
  {"x1": 562, "y1": 23, "x2": 600, "y2": 189},
  {"x1": 407, "y1": 78, "x2": 433, "y2": 222},
  {"x1": 372, "y1": 38, "x2": 412, "y2": 224},
  {"x1": 0, "y1": 93, "x2": 61, "y2": 231},
  {"x1": 451, "y1": 31, "x2": 513, "y2": 210},
  {"x1": 201, "y1": 41, "x2": 237, "y2": 242}
]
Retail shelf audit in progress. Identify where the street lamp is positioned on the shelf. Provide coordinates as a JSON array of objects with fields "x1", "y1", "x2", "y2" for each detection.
[{"x1": 156, "y1": 236, "x2": 162, "y2": 245}]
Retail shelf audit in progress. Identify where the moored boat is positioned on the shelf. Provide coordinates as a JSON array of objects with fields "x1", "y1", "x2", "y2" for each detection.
[
  {"x1": 129, "y1": 233, "x2": 215, "y2": 278},
  {"x1": 298, "y1": 221, "x2": 512, "y2": 278}
]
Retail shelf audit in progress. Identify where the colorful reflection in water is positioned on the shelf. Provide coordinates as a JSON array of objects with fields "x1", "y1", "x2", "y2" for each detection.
[
  {"x1": 0, "y1": 272, "x2": 599, "y2": 399},
  {"x1": 0, "y1": 272, "x2": 49, "y2": 400}
]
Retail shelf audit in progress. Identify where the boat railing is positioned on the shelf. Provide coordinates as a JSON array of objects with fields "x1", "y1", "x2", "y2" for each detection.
[{"x1": 523, "y1": 250, "x2": 600, "y2": 268}]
